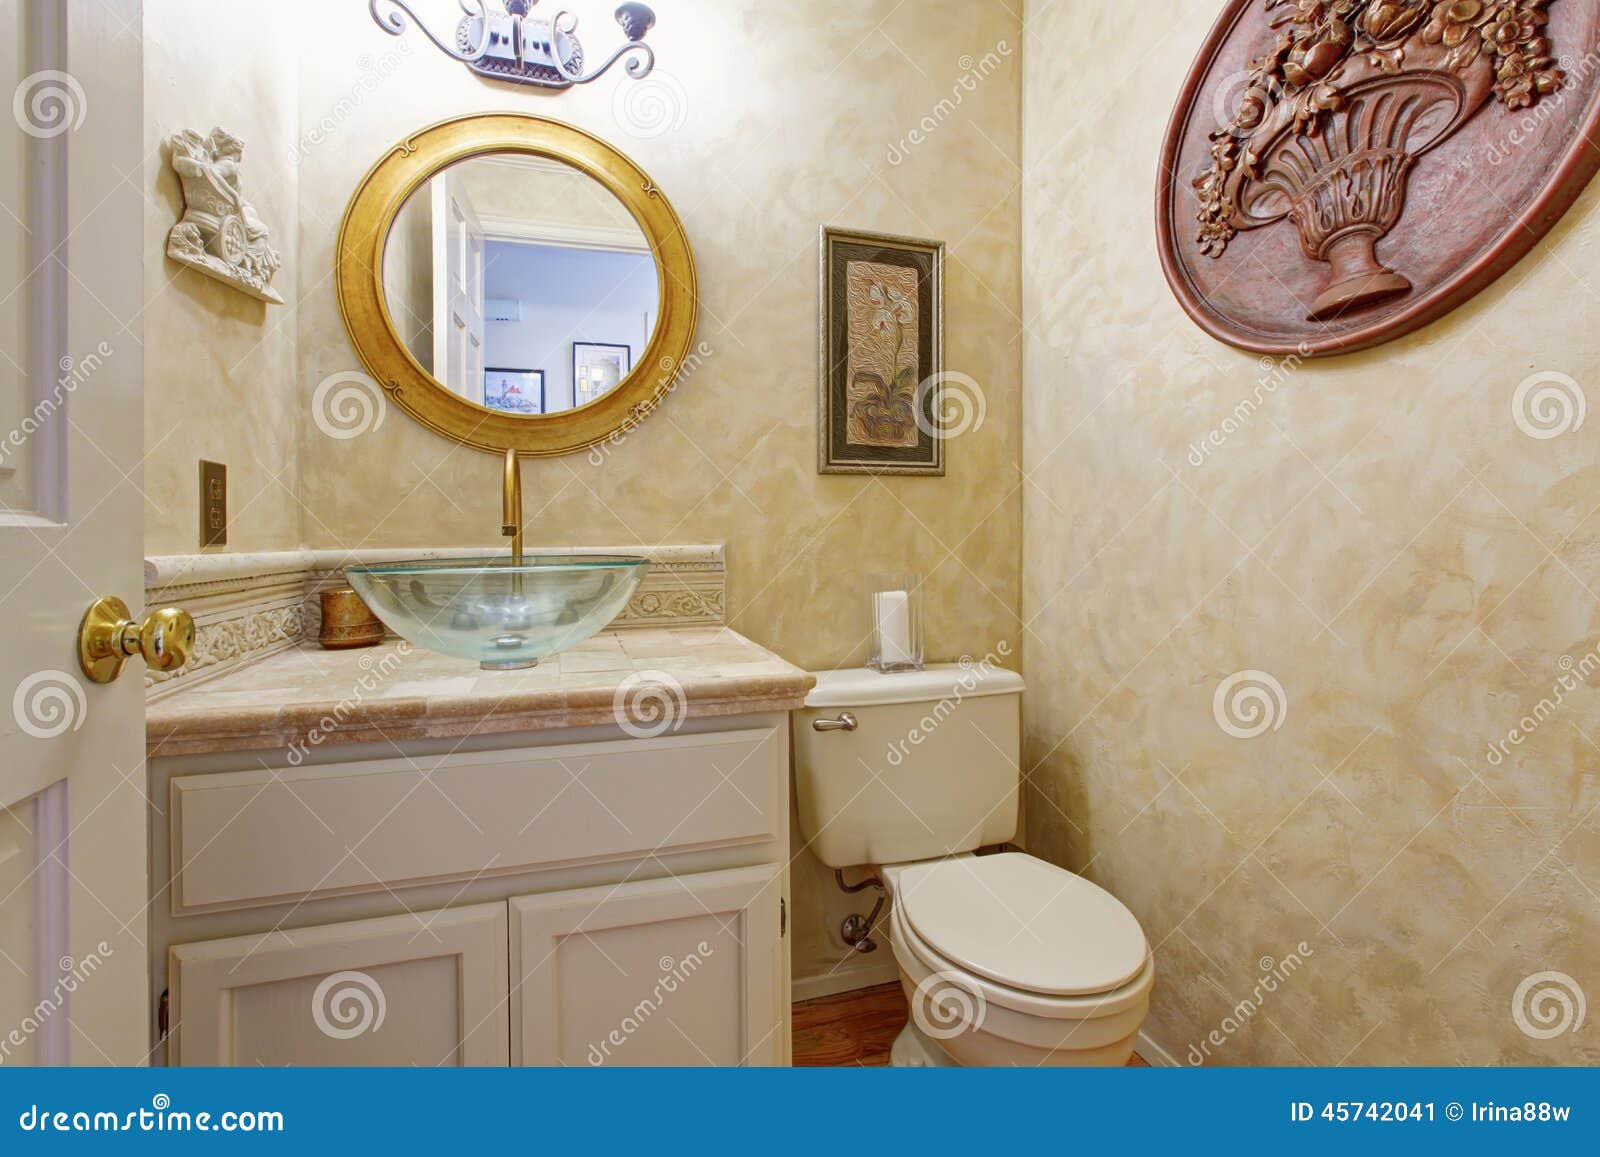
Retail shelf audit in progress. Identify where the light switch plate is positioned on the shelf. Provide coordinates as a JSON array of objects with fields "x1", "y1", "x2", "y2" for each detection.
[{"x1": 200, "y1": 460, "x2": 226, "y2": 548}]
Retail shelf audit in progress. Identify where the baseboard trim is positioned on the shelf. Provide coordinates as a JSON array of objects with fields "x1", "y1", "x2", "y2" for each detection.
[
  {"x1": 1137, "y1": 1027, "x2": 1181, "y2": 1067},
  {"x1": 791, "y1": 960, "x2": 900, "y2": 1002}
]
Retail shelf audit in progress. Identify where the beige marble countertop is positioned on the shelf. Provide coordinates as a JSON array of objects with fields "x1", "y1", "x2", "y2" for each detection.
[{"x1": 146, "y1": 627, "x2": 814, "y2": 757}]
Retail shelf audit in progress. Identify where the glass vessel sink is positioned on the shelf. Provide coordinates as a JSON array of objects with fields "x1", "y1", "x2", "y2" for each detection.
[{"x1": 346, "y1": 555, "x2": 649, "y2": 670}]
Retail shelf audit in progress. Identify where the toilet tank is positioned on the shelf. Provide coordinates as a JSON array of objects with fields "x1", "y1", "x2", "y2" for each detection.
[{"x1": 793, "y1": 664, "x2": 1025, "y2": 869}]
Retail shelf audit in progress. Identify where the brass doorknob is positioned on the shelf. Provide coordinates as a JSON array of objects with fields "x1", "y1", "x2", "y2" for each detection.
[{"x1": 77, "y1": 597, "x2": 196, "y2": 685}]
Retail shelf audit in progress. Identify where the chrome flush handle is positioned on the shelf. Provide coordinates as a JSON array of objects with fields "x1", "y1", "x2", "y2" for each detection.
[{"x1": 812, "y1": 712, "x2": 857, "y2": 733}]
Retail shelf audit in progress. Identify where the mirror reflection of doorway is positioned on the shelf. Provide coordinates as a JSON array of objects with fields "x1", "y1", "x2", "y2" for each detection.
[
  {"x1": 433, "y1": 169, "x2": 486, "y2": 405},
  {"x1": 383, "y1": 153, "x2": 658, "y2": 415}
]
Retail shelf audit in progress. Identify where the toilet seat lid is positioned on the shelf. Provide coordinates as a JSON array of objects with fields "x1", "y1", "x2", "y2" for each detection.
[{"x1": 896, "y1": 854, "x2": 1148, "y2": 997}]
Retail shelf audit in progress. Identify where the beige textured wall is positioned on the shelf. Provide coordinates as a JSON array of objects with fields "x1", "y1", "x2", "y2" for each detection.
[
  {"x1": 144, "y1": 0, "x2": 301, "y2": 554},
  {"x1": 146, "y1": 1, "x2": 1023, "y2": 990},
  {"x1": 1022, "y1": 0, "x2": 1600, "y2": 1064}
]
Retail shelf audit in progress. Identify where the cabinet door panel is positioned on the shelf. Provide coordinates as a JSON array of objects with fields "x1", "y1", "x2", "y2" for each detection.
[
  {"x1": 168, "y1": 904, "x2": 508, "y2": 1066},
  {"x1": 512, "y1": 866, "x2": 782, "y2": 1067}
]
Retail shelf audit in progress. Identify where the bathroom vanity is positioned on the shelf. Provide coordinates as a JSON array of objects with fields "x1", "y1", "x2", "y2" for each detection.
[
  {"x1": 144, "y1": 627, "x2": 811, "y2": 1067},
  {"x1": 136, "y1": 107, "x2": 812, "y2": 1069}
]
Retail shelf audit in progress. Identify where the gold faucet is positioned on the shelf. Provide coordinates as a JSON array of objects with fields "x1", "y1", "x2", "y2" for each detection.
[{"x1": 502, "y1": 448, "x2": 524, "y2": 575}]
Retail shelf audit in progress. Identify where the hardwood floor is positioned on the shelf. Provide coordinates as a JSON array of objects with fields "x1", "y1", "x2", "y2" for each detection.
[
  {"x1": 793, "y1": 983, "x2": 909, "y2": 1066},
  {"x1": 793, "y1": 982, "x2": 1149, "y2": 1067}
]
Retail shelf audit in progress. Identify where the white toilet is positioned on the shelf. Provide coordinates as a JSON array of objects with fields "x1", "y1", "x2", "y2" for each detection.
[{"x1": 794, "y1": 664, "x2": 1153, "y2": 1066}]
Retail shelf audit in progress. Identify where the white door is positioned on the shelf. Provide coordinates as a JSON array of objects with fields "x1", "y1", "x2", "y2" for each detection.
[
  {"x1": 0, "y1": 0, "x2": 148, "y2": 1065},
  {"x1": 511, "y1": 865, "x2": 785, "y2": 1067},
  {"x1": 431, "y1": 172, "x2": 485, "y2": 404},
  {"x1": 167, "y1": 905, "x2": 510, "y2": 1067}
]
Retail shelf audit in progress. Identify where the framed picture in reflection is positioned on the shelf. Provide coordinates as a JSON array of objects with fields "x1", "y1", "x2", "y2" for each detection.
[
  {"x1": 573, "y1": 342, "x2": 632, "y2": 406},
  {"x1": 483, "y1": 367, "x2": 545, "y2": 415}
]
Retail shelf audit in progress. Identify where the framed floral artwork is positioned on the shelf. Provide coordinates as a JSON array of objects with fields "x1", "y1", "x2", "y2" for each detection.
[{"x1": 818, "y1": 227, "x2": 944, "y2": 475}]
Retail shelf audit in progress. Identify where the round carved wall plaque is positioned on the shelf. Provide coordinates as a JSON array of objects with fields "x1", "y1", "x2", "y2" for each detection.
[{"x1": 1158, "y1": 0, "x2": 1600, "y2": 357}]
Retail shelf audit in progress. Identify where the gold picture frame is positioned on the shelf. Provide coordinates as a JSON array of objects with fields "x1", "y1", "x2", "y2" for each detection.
[
  {"x1": 335, "y1": 112, "x2": 699, "y2": 457},
  {"x1": 818, "y1": 227, "x2": 944, "y2": 475}
]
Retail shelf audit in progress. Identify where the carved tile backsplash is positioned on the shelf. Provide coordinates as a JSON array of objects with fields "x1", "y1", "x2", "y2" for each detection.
[
  {"x1": 146, "y1": 604, "x2": 302, "y2": 693},
  {"x1": 144, "y1": 546, "x2": 726, "y2": 698}
]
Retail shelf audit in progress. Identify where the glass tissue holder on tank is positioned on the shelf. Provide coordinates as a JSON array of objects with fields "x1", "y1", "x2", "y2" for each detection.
[{"x1": 869, "y1": 573, "x2": 923, "y2": 674}]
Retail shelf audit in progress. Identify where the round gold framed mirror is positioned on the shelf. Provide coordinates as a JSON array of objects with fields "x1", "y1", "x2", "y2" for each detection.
[{"x1": 336, "y1": 113, "x2": 698, "y2": 456}]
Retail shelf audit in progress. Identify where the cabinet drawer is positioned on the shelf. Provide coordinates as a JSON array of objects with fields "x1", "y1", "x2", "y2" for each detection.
[{"x1": 170, "y1": 727, "x2": 783, "y2": 914}]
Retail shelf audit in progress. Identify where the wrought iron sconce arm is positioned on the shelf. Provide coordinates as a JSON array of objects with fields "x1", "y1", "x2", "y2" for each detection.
[
  {"x1": 369, "y1": 0, "x2": 492, "y2": 63},
  {"x1": 566, "y1": 37, "x2": 654, "y2": 86}
]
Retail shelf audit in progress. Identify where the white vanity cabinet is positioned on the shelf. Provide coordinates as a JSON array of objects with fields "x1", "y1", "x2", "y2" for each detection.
[{"x1": 148, "y1": 714, "x2": 794, "y2": 1068}]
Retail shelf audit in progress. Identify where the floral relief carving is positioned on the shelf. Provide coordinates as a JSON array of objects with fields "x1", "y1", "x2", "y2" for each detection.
[
  {"x1": 145, "y1": 605, "x2": 301, "y2": 690},
  {"x1": 621, "y1": 586, "x2": 725, "y2": 626},
  {"x1": 1188, "y1": 0, "x2": 1564, "y2": 322}
]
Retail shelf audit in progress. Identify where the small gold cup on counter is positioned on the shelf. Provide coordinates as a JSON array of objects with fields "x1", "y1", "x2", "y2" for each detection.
[{"x1": 319, "y1": 588, "x2": 386, "y2": 650}]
